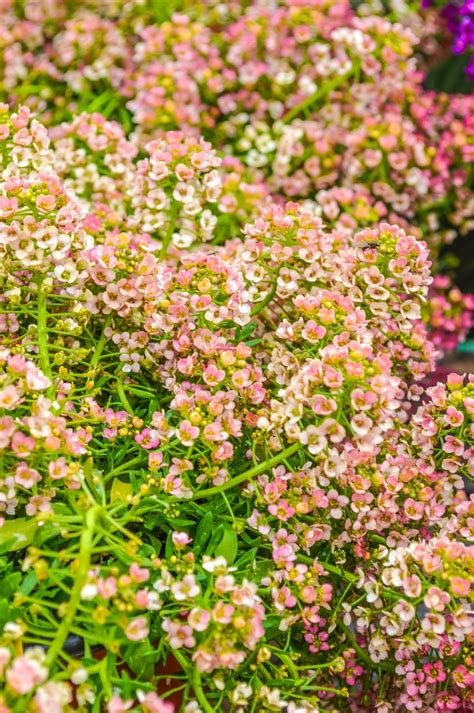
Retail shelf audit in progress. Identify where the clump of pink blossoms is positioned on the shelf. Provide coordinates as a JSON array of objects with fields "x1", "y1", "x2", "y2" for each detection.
[{"x1": 0, "y1": 7, "x2": 470, "y2": 708}]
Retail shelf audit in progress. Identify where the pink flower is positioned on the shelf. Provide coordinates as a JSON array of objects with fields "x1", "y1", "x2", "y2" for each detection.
[
  {"x1": 172, "y1": 532, "x2": 192, "y2": 549},
  {"x1": 424, "y1": 587, "x2": 450, "y2": 612},
  {"x1": 214, "y1": 575, "x2": 235, "y2": 594},
  {"x1": 6, "y1": 648, "x2": 48, "y2": 694},
  {"x1": 0, "y1": 385, "x2": 21, "y2": 409},
  {"x1": 148, "y1": 451, "x2": 164, "y2": 470},
  {"x1": 107, "y1": 696, "x2": 134, "y2": 713},
  {"x1": 97, "y1": 577, "x2": 117, "y2": 599},
  {"x1": 322, "y1": 367, "x2": 343, "y2": 389},
  {"x1": 402, "y1": 575, "x2": 422, "y2": 598},
  {"x1": 130, "y1": 563, "x2": 150, "y2": 583},
  {"x1": 300, "y1": 426, "x2": 327, "y2": 455},
  {"x1": 435, "y1": 693, "x2": 462, "y2": 710},
  {"x1": 351, "y1": 413, "x2": 373, "y2": 436},
  {"x1": 25, "y1": 366, "x2": 50, "y2": 391},
  {"x1": 442, "y1": 436, "x2": 464, "y2": 456},
  {"x1": 125, "y1": 617, "x2": 149, "y2": 641},
  {"x1": 212, "y1": 601, "x2": 234, "y2": 624},
  {"x1": 404, "y1": 498, "x2": 424, "y2": 521},
  {"x1": 10, "y1": 432, "x2": 35, "y2": 458},
  {"x1": 213, "y1": 441, "x2": 233, "y2": 461},
  {"x1": 0, "y1": 416, "x2": 15, "y2": 448},
  {"x1": 272, "y1": 586, "x2": 297, "y2": 611},
  {"x1": 135, "y1": 428, "x2": 160, "y2": 449},
  {"x1": 34, "y1": 682, "x2": 72, "y2": 713},
  {"x1": 326, "y1": 489, "x2": 349, "y2": 519},
  {"x1": 351, "y1": 388, "x2": 377, "y2": 411},
  {"x1": 138, "y1": 691, "x2": 175, "y2": 713},
  {"x1": 162, "y1": 619, "x2": 196, "y2": 649},
  {"x1": 452, "y1": 664, "x2": 474, "y2": 689},
  {"x1": 177, "y1": 420, "x2": 200, "y2": 446},
  {"x1": 318, "y1": 418, "x2": 345, "y2": 444},
  {"x1": 203, "y1": 363, "x2": 225, "y2": 386},
  {"x1": 268, "y1": 500, "x2": 295, "y2": 520},
  {"x1": 423, "y1": 661, "x2": 447, "y2": 684},
  {"x1": 444, "y1": 407, "x2": 464, "y2": 427},
  {"x1": 14, "y1": 463, "x2": 41, "y2": 488},
  {"x1": 450, "y1": 576, "x2": 471, "y2": 597},
  {"x1": 171, "y1": 574, "x2": 200, "y2": 601},
  {"x1": 188, "y1": 608, "x2": 211, "y2": 632}
]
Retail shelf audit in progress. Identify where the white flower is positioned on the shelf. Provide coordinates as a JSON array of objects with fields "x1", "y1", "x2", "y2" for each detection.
[
  {"x1": 71, "y1": 668, "x2": 88, "y2": 684},
  {"x1": 202, "y1": 556, "x2": 228, "y2": 573},
  {"x1": 171, "y1": 574, "x2": 200, "y2": 601},
  {"x1": 184, "y1": 703, "x2": 202, "y2": 713},
  {"x1": 80, "y1": 583, "x2": 98, "y2": 601},
  {"x1": 231, "y1": 683, "x2": 253, "y2": 705},
  {"x1": 3, "y1": 621, "x2": 24, "y2": 639}
]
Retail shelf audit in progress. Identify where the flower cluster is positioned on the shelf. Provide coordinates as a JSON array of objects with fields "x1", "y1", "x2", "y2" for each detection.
[
  {"x1": 0, "y1": 0, "x2": 472, "y2": 343},
  {"x1": 425, "y1": 274, "x2": 474, "y2": 353},
  {"x1": 269, "y1": 88, "x2": 474, "y2": 255},
  {"x1": 0, "y1": 137, "x2": 470, "y2": 707},
  {"x1": 0, "y1": 3, "x2": 471, "y2": 712},
  {"x1": 356, "y1": 0, "x2": 449, "y2": 64},
  {"x1": 50, "y1": 111, "x2": 269, "y2": 253}
]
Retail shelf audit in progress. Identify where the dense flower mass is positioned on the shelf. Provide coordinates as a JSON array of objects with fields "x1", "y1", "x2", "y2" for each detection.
[{"x1": 0, "y1": 2, "x2": 472, "y2": 713}]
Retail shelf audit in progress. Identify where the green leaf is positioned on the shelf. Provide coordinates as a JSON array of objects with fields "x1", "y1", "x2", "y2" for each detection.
[
  {"x1": 169, "y1": 518, "x2": 195, "y2": 528},
  {"x1": 193, "y1": 511, "x2": 214, "y2": 554},
  {"x1": 214, "y1": 526, "x2": 238, "y2": 565},
  {"x1": 0, "y1": 599, "x2": 11, "y2": 629},
  {"x1": 0, "y1": 573, "x2": 21, "y2": 598},
  {"x1": 269, "y1": 678, "x2": 306, "y2": 688},
  {"x1": 19, "y1": 571, "x2": 38, "y2": 596},
  {"x1": 126, "y1": 641, "x2": 156, "y2": 680},
  {"x1": 118, "y1": 671, "x2": 134, "y2": 700},
  {"x1": 52, "y1": 503, "x2": 74, "y2": 517},
  {"x1": 138, "y1": 544, "x2": 158, "y2": 560},
  {"x1": 111, "y1": 478, "x2": 133, "y2": 503},
  {"x1": 234, "y1": 547, "x2": 259, "y2": 570},
  {"x1": 0, "y1": 518, "x2": 37, "y2": 553},
  {"x1": 245, "y1": 338, "x2": 262, "y2": 347},
  {"x1": 165, "y1": 531, "x2": 174, "y2": 560},
  {"x1": 36, "y1": 522, "x2": 62, "y2": 546},
  {"x1": 205, "y1": 524, "x2": 224, "y2": 555},
  {"x1": 236, "y1": 321, "x2": 257, "y2": 342},
  {"x1": 147, "y1": 535, "x2": 162, "y2": 556}
]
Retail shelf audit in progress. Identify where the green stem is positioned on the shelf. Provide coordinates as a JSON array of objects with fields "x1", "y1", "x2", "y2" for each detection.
[
  {"x1": 104, "y1": 454, "x2": 147, "y2": 482},
  {"x1": 192, "y1": 666, "x2": 216, "y2": 713},
  {"x1": 122, "y1": 384, "x2": 156, "y2": 399},
  {"x1": 193, "y1": 442, "x2": 300, "y2": 499},
  {"x1": 159, "y1": 200, "x2": 180, "y2": 258},
  {"x1": 173, "y1": 651, "x2": 215, "y2": 713},
  {"x1": 116, "y1": 379, "x2": 134, "y2": 414},
  {"x1": 98, "y1": 656, "x2": 113, "y2": 699},
  {"x1": 282, "y1": 69, "x2": 354, "y2": 124},
  {"x1": 299, "y1": 555, "x2": 356, "y2": 583},
  {"x1": 90, "y1": 315, "x2": 112, "y2": 371},
  {"x1": 303, "y1": 685, "x2": 348, "y2": 697},
  {"x1": 250, "y1": 281, "x2": 278, "y2": 316},
  {"x1": 105, "y1": 514, "x2": 142, "y2": 544},
  {"x1": 37, "y1": 283, "x2": 54, "y2": 398},
  {"x1": 338, "y1": 622, "x2": 393, "y2": 673},
  {"x1": 45, "y1": 506, "x2": 99, "y2": 668},
  {"x1": 265, "y1": 646, "x2": 299, "y2": 679}
]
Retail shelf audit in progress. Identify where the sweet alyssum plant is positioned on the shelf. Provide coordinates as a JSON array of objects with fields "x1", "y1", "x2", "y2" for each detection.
[
  {"x1": 1, "y1": 0, "x2": 473, "y2": 351},
  {"x1": 0, "y1": 105, "x2": 472, "y2": 713}
]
